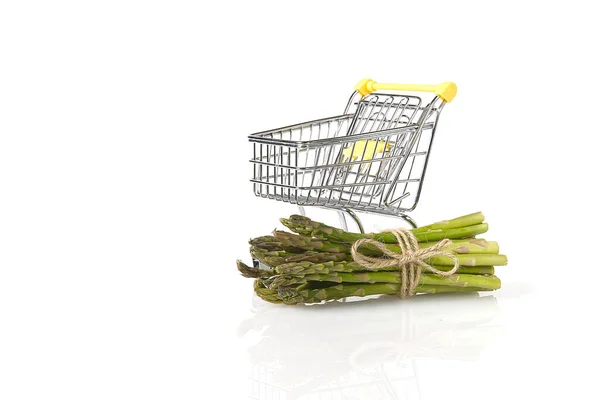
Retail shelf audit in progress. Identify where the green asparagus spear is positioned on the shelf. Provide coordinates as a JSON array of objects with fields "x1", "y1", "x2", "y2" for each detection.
[
  {"x1": 274, "y1": 261, "x2": 495, "y2": 276},
  {"x1": 261, "y1": 282, "x2": 491, "y2": 305},
  {"x1": 237, "y1": 260, "x2": 274, "y2": 278},
  {"x1": 251, "y1": 247, "x2": 348, "y2": 266},
  {"x1": 268, "y1": 271, "x2": 501, "y2": 291},
  {"x1": 280, "y1": 214, "x2": 488, "y2": 243},
  {"x1": 275, "y1": 259, "x2": 504, "y2": 276},
  {"x1": 411, "y1": 212, "x2": 485, "y2": 233},
  {"x1": 249, "y1": 236, "x2": 301, "y2": 253},
  {"x1": 273, "y1": 230, "x2": 499, "y2": 256},
  {"x1": 272, "y1": 230, "x2": 349, "y2": 253}
]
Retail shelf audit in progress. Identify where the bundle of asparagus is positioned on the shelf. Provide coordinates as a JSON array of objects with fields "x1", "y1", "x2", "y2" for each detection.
[{"x1": 237, "y1": 212, "x2": 507, "y2": 305}]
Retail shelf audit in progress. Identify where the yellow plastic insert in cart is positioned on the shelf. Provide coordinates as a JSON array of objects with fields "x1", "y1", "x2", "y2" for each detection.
[
  {"x1": 342, "y1": 140, "x2": 393, "y2": 161},
  {"x1": 248, "y1": 78, "x2": 458, "y2": 231}
]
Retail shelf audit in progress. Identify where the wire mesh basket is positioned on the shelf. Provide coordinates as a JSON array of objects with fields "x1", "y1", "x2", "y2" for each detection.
[{"x1": 249, "y1": 79, "x2": 457, "y2": 227}]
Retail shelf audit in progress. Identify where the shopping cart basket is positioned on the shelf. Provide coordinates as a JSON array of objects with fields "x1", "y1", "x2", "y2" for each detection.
[{"x1": 248, "y1": 79, "x2": 457, "y2": 231}]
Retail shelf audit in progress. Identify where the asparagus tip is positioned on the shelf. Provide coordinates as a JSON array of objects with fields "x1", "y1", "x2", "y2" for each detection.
[{"x1": 237, "y1": 260, "x2": 272, "y2": 279}]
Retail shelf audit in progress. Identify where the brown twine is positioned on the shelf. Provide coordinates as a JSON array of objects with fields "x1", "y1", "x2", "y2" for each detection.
[{"x1": 350, "y1": 228, "x2": 460, "y2": 298}]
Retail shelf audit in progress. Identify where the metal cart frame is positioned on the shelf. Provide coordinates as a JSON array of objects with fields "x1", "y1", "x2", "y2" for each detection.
[{"x1": 249, "y1": 79, "x2": 457, "y2": 231}]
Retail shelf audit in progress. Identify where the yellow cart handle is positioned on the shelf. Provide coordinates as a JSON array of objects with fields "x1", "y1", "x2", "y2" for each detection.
[{"x1": 354, "y1": 79, "x2": 457, "y2": 102}]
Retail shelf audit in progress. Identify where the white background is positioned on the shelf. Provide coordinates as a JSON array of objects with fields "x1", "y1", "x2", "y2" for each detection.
[{"x1": 1, "y1": 1, "x2": 599, "y2": 399}]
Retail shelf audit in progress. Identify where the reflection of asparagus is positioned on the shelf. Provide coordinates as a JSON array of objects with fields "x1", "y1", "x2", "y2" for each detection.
[
  {"x1": 239, "y1": 292, "x2": 500, "y2": 338},
  {"x1": 240, "y1": 293, "x2": 502, "y2": 392},
  {"x1": 281, "y1": 214, "x2": 489, "y2": 243},
  {"x1": 240, "y1": 294, "x2": 501, "y2": 350}
]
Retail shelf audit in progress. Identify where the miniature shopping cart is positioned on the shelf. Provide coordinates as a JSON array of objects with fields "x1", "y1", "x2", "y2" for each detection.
[{"x1": 248, "y1": 79, "x2": 457, "y2": 231}]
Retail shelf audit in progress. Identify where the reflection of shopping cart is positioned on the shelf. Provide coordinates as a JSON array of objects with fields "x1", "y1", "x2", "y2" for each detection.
[
  {"x1": 249, "y1": 361, "x2": 419, "y2": 400},
  {"x1": 249, "y1": 79, "x2": 457, "y2": 230}
]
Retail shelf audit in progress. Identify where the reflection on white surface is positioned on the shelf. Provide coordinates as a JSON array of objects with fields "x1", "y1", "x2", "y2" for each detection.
[{"x1": 238, "y1": 293, "x2": 502, "y2": 400}]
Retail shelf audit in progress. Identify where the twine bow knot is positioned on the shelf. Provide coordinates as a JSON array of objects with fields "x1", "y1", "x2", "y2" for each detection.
[{"x1": 350, "y1": 228, "x2": 460, "y2": 298}]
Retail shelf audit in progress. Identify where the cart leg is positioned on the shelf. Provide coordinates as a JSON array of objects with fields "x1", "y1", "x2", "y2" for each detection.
[
  {"x1": 341, "y1": 209, "x2": 365, "y2": 233},
  {"x1": 398, "y1": 213, "x2": 418, "y2": 229},
  {"x1": 301, "y1": 206, "x2": 414, "y2": 230},
  {"x1": 336, "y1": 211, "x2": 351, "y2": 304},
  {"x1": 337, "y1": 211, "x2": 348, "y2": 231},
  {"x1": 299, "y1": 206, "x2": 365, "y2": 233}
]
